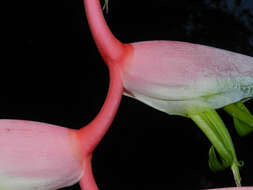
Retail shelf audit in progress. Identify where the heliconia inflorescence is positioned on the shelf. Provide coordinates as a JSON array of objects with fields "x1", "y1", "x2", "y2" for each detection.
[
  {"x1": 84, "y1": 0, "x2": 253, "y2": 188},
  {"x1": 0, "y1": 0, "x2": 252, "y2": 189},
  {"x1": 0, "y1": 12, "x2": 124, "y2": 189},
  {"x1": 0, "y1": 58, "x2": 123, "y2": 189}
]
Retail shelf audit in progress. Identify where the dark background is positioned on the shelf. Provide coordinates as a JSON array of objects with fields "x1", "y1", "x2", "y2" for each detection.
[{"x1": 2, "y1": 0, "x2": 253, "y2": 189}]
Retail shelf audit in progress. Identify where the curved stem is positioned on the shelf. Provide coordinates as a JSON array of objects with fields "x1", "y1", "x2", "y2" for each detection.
[
  {"x1": 78, "y1": 65, "x2": 123, "y2": 156},
  {"x1": 79, "y1": 157, "x2": 99, "y2": 190},
  {"x1": 83, "y1": 0, "x2": 125, "y2": 63}
]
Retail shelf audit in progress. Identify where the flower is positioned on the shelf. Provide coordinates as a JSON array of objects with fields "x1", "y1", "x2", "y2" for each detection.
[
  {"x1": 120, "y1": 41, "x2": 253, "y2": 116},
  {"x1": 119, "y1": 40, "x2": 253, "y2": 186},
  {"x1": 84, "y1": 0, "x2": 253, "y2": 187},
  {"x1": 0, "y1": 120, "x2": 83, "y2": 189}
]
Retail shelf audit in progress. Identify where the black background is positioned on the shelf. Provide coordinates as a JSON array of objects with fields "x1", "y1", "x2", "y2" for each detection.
[{"x1": 2, "y1": 0, "x2": 253, "y2": 189}]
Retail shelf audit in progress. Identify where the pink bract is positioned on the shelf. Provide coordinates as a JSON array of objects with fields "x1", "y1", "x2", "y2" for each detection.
[
  {"x1": 84, "y1": 0, "x2": 253, "y2": 189},
  {"x1": 0, "y1": 120, "x2": 83, "y2": 189},
  {"x1": 0, "y1": 37, "x2": 123, "y2": 189},
  {"x1": 0, "y1": 0, "x2": 252, "y2": 189},
  {"x1": 121, "y1": 41, "x2": 253, "y2": 115}
]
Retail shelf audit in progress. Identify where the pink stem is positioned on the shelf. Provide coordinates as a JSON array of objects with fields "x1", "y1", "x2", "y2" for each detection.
[
  {"x1": 78, "y1": 1, "x2": 129, "y2": 188},
  {"x1": 83, "y1": 0, "x2": 126, "y2": 63},
  {"x1": 79, "y1": 157, "x2": 98, "y2": 190},
  {"x1": 78, "y1": 64, "x2": 123, "y2": 156}
]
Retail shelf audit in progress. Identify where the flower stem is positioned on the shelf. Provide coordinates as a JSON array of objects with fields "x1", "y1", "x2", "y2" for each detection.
[{"x1": 231, "y1": 162, "x2": 241, "y2": 187}]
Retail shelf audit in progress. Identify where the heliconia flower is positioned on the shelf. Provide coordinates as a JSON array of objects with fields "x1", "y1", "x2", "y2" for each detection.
[
  {"x1": 0, "y1": 1, "x2": 251, "y2": 189},
  {"x1": 0, "y1": 60, "x2": 123, "y2": 189},
  {"x1": 0, "y1": 120, "x2": 83, "y2": 189},
  {"x1": 84, "y1": 0, "x2": 253, "y2": 187}
]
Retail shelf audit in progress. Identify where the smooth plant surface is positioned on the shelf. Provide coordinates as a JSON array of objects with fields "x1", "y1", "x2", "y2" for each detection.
[
  {"x1": 0, "y1": 62, "x2": 123, "y2": 189},
  {"x1": 2, "y1": 0, "x2": 253, "y2": 189},
  {"x1": 84, "y1": 0, "x2": 253, "y2": 188},
  {"x1": 0, "y1": 14, "x2": 123, "y2": 188}
]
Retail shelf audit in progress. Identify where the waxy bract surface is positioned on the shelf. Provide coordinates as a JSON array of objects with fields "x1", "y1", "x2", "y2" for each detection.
[
  {"x1": 121, "y1": 41, "x2": 253, "y2": 116},
  {"x1": 0, "y1": 120, "x2": 83, "y2": 190}
]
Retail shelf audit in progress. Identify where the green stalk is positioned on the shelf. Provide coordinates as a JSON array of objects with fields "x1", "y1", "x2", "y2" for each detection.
[{"x1": 231, "y1": 162, "x2": 242, "y2": 187}]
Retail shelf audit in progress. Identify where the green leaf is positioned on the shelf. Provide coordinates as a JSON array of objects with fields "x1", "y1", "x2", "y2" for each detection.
[
  {"x1": 208, "y1": 146, "x2": 229, "y2": 172},
  {"x1": 224, "y1": 102, "x2": 253, "y2": 136}
]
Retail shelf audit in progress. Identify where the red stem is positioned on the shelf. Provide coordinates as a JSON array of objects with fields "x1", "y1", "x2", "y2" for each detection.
[
  {"x1": 79, "y1": 157, "x2": 98, "y2": 190},
  {"x1": 78, "y1": 64, "x2": 123, "y2": 156},
  {"x1": 79, "y1": 0, "x2": 128, "y2": 155},
  {"x1": 83, "y1": 0, "x2": 126, "y2": 63}
]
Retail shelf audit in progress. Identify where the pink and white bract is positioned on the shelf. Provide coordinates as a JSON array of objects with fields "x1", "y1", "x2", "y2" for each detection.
[
  {"x1": 0, "y1": 0, "x2": 252, "y2": 189},
  {"x1": 0, "y1": 48, "x2": 123, "y2": 189},
  {"x1": 84, "y1": 0, "x2": 253, "y2": 188},
  {"x1": 0, "y1": 120, "x2": 83, "y2": 189},
  {"x1": 121, "y1": 41, "x2": 253, "y2": 115}
]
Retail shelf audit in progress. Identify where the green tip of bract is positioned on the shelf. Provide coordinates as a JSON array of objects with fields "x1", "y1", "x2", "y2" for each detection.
[
  {"x1": 188, "y1": 100, "x2": 253, "y2": 186},
  {"x1": 189, "y1": 108, "x2": 242, "y2": 186},
  {"x1": 208, "y1": 146, "x2": 230, "y2": 172},
  {"x1": 102, "y1": 0, "x2": 109, "y2": 14},
  {"x1": 224, "y1": 101, "x2": 253, "y2": 137}
]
